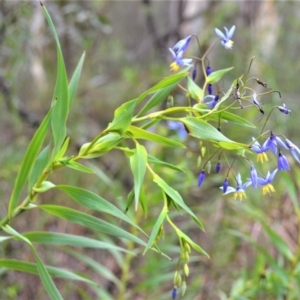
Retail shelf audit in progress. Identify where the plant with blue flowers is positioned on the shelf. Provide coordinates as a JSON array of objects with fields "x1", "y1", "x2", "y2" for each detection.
[{"x1": 1, "y1": 3, "x2": 299, "y2": 300}]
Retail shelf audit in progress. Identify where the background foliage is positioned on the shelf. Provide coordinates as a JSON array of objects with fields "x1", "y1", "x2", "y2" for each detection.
[{"x1": 1, "y1": 1, "x2": 300, "y2": 299}]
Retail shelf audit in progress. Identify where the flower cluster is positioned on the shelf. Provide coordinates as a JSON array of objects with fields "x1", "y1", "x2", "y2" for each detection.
[{"x1": 167, "y1": 24, "x2": 298, "y2": 201}]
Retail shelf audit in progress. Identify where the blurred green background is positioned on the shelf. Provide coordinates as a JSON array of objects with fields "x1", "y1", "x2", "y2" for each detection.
[{"x1": 1, "y1": 1, "x2": 300, "y2": 299}]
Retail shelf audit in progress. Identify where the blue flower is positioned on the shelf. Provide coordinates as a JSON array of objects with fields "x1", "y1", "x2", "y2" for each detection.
[
  {"x1": 285, "y1": 138, "x2": 300, "y2": 163},
  {"x1": 277, "y1": 103, "x2": 291, "y2": 115},
  {"x1": 263, "y1": 133, "x2": 288, "y2": 155},
  {"x1": 250, "y1": 165, "x2": 258, "y2": 188},
  {"x1": 215, "y1": 25, "x2": 236, "y2": 49},
  {"x1": 278, "y1": 152, "x2": 290, "y2": 171},
  {"x1": 198, "y1": 170, "x2": 206, "y2": 187},
  {"x1": 171, "y1": 287, "x2": 178, "y2": 300},
  {"x1": 167, "y1": 121, "x2": 188, "y2": 139},
  {"x1": 206, "y1": 66, "x2": 212, "y2": 76},
  {"x1": 250, "y1": 137, "x2": 268, "y2": 163},
  {"x1": 202, "y1": 95, "x2": 219, "y2": 109},
  {"x1": 208, "y1": 84, "x2": 213, "y2": 95},
  {"x1": 216, "y1": 161, "x2": 221, "y2": 173},
  {"x1": 169, "y1": 48, "x2": 193, "y2": 72},
  {"x1": 220, "y1": 173, "x2": 251, "y2": 200},
  {"x1": 192, "y1": 69, "x2": 197, "y2": 80},
  {"x1": 222, "y1": 177, "x2": 229, "y2": 193},
  {"x1": 257, "y1": 169, "x2": 277, "y2": 195},
  {"x1": 172, "y1": 36, "x2": 192, "y2": 54}
]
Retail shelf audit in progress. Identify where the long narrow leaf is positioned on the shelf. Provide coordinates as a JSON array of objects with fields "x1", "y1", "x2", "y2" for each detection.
[
  {"x1": 55, "y1": 185, "x2": 145, "y2": 233},
  {"x1": 42, "y1": 3, "x2": 69, "y2": 156},
  {"x1": 38, "y1": 205, "x2": 147, "y2": 246},
  {"x1": 23, "y1": 232, "x2": 132, "y2": 253},
  {"x1": 69, "y1": 52, "x2": 85, "y2": 107},
  {"x1": 130, "y1": 143, "x2": 147, "y2": 211},
  {"x1": 3, "y1": 225, "x2": 63, "y2": 300},
  {"x1": 8, "y1": 106, "x2": 53, "y2": 217},
  {"x1": 0, "y1": 259, "x2": 95, "y2": 286}
]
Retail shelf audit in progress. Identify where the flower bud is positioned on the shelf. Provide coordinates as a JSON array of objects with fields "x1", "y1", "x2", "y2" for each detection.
[
  {"x1": 223, "y1": 177, "x2": 229, "y2": 193},
  {"x1": 192, "y1": 69, "x2": 197, "y2": 80},
  {"x1": 172, "y1": 287, "x2": 178, "y2": 300},
  {"x1": 216, "y1": 161, "x2": 221, "y2": 173},
  {"x1": 206, "y1": 65, "x2": 212, "y2": 76},
  {"x1": 198, "y1": 170, "x2": 206, "y2": 187},
  {"x1": 184, "y1": 263, "x2": 189, "y2": 277}
]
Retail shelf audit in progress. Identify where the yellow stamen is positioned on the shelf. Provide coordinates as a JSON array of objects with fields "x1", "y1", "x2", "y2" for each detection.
[
  {"x1": 233, "y1": 191, "x2": 247, "y2": 201},
  {"x1": 262, "y1": 184, "x2": 275, "y2": 195},
  {"x1": 257, "y1": 152, "x2": 268, "y2": 163},
  {"x1": 170, "y1": 62, "x2": 179, "y2": 72}
]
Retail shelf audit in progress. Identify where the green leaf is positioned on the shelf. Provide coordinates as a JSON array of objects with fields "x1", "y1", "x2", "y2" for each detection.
[
  {"x1": 80, "y1": 133, "x2": 124, "y2": 158},
  {"x1": 177, "y1": 229, "x2": 209, "y2": 257},
  {"x1": 107, "y1": 99, "x2": 137, "y2": 135},
  {"x1": 8, "y1": 106, "x2": 53, "y2": 217},
  {"x1": 193, "y1": 104, "x2": 255, "y2": 128},
  {"x1": 136, "y1": 71, "x2": 189, "y2": 106},
  {"x1": 127, "y1": 126, "x2": 185, "y2": 148},
  {"x1": 42, "y1": 3, "x2": 69, "y2": 156},
  {"x1": 38, "y1": 205, "x2": 147, "y2": 246},
  {"x1": 29, "y1": 145, "x2": 51, "y2": 190},
  {"x1": 55, "y1": 185, "x2": 144, "y2": 233},
  {"x1": 118, "y1": 147, "x2": 185, "y2": 172},
  {"x1": 152, "y1": 175, "x2": 204, "y2": 230},
  {"x1": 186, "y1": 76, "x2": 204, "y2": 101},
  {"x1": 147, "y1": 154, "x2": 185, "y2": 172},
  {"x1": 137, "y1": 84, "x2": 177, "y2": 116},
  {"x1": 69, "y1": 52, "x2": 85, "y2": 107},
  {"x1": 23, "y1": 231, "x2": 132, "y2": 253},
  {"x1": 54, "y1": 137, "x2": 70, "y2": 161},
  {"x1": 0, "y1": 259, "x2": 95, "y2": 286},
  {"x1": 143, "y1": 206, "x2": 167, "y2": 254},
  {"x1": 181, "y1": 117, "x2": 247, "y2": 150},
  {"x1": 207, "y1": 67, "x2": 234, "y2": 84},
  {"x1": 65, "y1": 161, "x2": 95, "y2": 174},
  {"x1": 32, "y1": 181, "x2": 56, "y2": 193},
  {"x1": 3, "y1": 225, "x2": 63, "y2": 300},
  {"x1": 130, "y1": 143, "x2": 147, "y2": 211}
]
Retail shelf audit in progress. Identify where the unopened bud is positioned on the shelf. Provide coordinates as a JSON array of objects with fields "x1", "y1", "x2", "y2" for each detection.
[
  {"x1": 184, "y1": 263, "x2": 189, "y2": 277},
  {"x1": 207, "y1": 161, "x2": 211, "y2": 174}
]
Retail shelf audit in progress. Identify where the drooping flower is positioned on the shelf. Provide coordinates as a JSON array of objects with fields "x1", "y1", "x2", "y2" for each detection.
[
  {"x1": 172, "y1": 35, "x2": 192, "y2": 55},
  {"x1": 202, "y1": 95, "x2": 219, "y2": 109},
  {"x1": 285, "y1": 138, "x2": 300, "y2": 163},
  {"x1": 222, "y1": 177, "x2": 229, "y2": 193},
  {"x1": 171, "y1": 287, "x2": 178, "y2": 300},
  {"x1": 263, "y1": 132, "x2": 288, "y2": 155},
  {"x1": 167, "y1": 120, "x2": 188, "y2": 139},
  {"x1": 277, "y1": 103, "x2": 291, "y2": 115},
  {"x1": 250, "y1": 165, "x2": 258, "y2": 188},
  {"x1": 192, "y1": 68, "x2": 197, "y2": 80},
  {"x1": 206, "y1": 66, "x2": 212, "y2": 76},
  {"x1": 250, "y1": 137, "x2": 268, "y2": 163},
  {"x1": 198, "y1": 170, "x2": 206, "y2": 187},
  {"x1": 252, "y1": 92, "x2": 262, "y2": 107},
  {"x1": 206, "y1": 66, "x2": 213, "y2": 94},
  {"x1": 257, "y1": 169, "x2": 278, "y2": 195},
  {"x1": 216, "y1": 161, "x2": 221, "y2": 173},
  {"x1": 169, "y1": 48, "x2": 193, "y2": 72},
  {"x1": 220, "y1": 173, "x2": 251, "y2": 200},
  {"x1": 215, "y1": 25, "x2": 236, "y2": 49},
  {"x1": 277, "y1": 152, "x2": 290, "y2": 171}
]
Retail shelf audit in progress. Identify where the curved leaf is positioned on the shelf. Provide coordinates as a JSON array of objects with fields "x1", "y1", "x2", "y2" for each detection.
[{"x1": 38, "y1": 205, "x2": 147, "y2": 246}]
